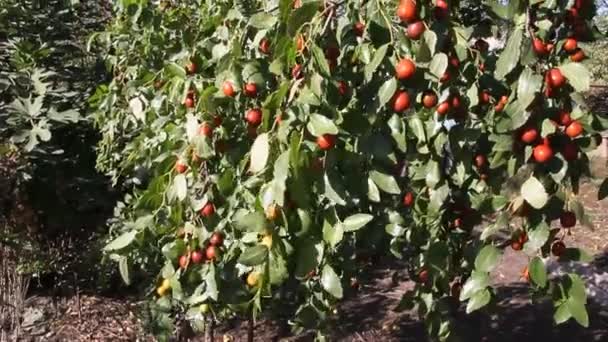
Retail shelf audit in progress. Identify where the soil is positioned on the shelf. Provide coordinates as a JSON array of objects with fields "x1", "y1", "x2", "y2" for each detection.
[{"x1": 16, "y1": 295, "x2": 151, "y2": 342}]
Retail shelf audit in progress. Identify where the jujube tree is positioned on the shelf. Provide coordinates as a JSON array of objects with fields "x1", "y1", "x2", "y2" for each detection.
[{"x1": 93, "y1": 0, "x2": 605, "y2": 340}]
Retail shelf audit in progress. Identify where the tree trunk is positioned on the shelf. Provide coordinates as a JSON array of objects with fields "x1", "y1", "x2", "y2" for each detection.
[
  {"x1": 204, "y1": 317, "x2": 215, "y2": 342},
  {"x1": 247, "y1": 314, "x2": 254, "y2": 342}
]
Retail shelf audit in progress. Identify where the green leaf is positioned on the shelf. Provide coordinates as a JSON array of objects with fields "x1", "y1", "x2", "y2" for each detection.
[
  {"x1": 297, "y1": 87, "x2": 321, "y2": 105},
  {"x1": 129, "y1": 97, "x2": 146, "y2": 121},
  {"x1": 287, "y1": 1, "x2": 319, "y2": 35},
  {"x1": 242, "y1": 61, "x2": 264, "y2": 85},
  {"x1": 364, "y1": 44, "x2": 389, "y2": 81},
  {"x1": 370, "y1": 170, "x2": 401, "y2": 194},
  {"x1": 558, "y1": 63, "x2": 590, "y2": 92},
  {"x1": 488, "y1": 1, "x2": 510, "y2": 19},
  {"x1": 238, "y1": 245, "x2": 269, "y2": 266},
  {"x1": 294, "y1": 240, "x2": 322, "y2": 279},
  {"x1": 385, "y1": 223, "x2": 406, "y2": 237},
  {"x1": 429, "y1": 53, "x2": 448, "y2": 79},
  {"x1": 460, "y1": 270, "x2": 490, "y2": 301},
  {"x1": 428, "y1": 184, "x2": 449, "y2": 213},
  {"x1": 495, "y1": 28, "x2": 523, "y2": 79},
  {"x1": 378, "y1": 78, "x2": 397, "y2": 107},
  {"x1": 273, "y1": 151, "x2": 290, "y2": 182},
  {"x1": 491, "y1": 195, "x2": 509, "y2": 210},
  {"x1": 525, "y1": 222, "x2": 549, "y2": 251},
  {"x1": 507, "y1": 100, "x2": 529, "y2": 130},
  {"x1": 554, "y1": 303, "x2": 572, "y2": 324},
  {"x1": 567, "y1": 298, "x2": 589, "y2": 327},
  {"x1": 263, "y1": 81, "x2": 290, "y2": 111},
  {"x1": 408, "y1": 117, "x2": 426, "y2": 142},
  {"x1": 212, "y1": 43, "x2": 229, "y2": 61},
  {"x1": 466, "y1": 84, "x2": 479, "y2": 107},
  {"x1": 367, "y1": 178, "x2": 381, "y2": 202},
  {"x1": 118, "y1": 256, "x2": 130, "y2": 285},
  {"x1": 104, "y1": 231, "x2": 137, "y2": 251},
  {"x1": 388, "y1": 114, "x2": 407, "y2": 152},
  {"x1": 528, "y1": 257, "x2": 547, "y2": 287},
  {"x1": 517, "y1": 68, "x2": 542, "y2": 108},
  {"x1": 185, "y1": 114, "x2": 199, "y2": 145},
  {"x1": 323, "y1": 221, "x2": 344, "y2": 248},
  {"x1": 311, "y1": 44, "x2": 331, "y2": 77},
  {"x1": 474, "y1": 245, "x2": 501, "y2": 273},
  {"x1": 173, "y1": 174, "x2": 187, "y2": 201},
  {"x1": 521, "y1": 176, "x2": 548, "y2": 209},
  {"x1": 38, "y1": 125, "x2": 52, "y2": 141},
  {"x1": 466, "y1": 288, "x2": 491, "y2": 313},
  {"x1": 165, "y1": 62, "x2": 187, "y2": 79},
  {"x1": 161, "y1": 241, "x2": 186, "y2": 264},
  {"x1": 567, "y1": 274, "x2": 587, "y2": 303},
  {"x1": 342, "y1": 214, "x2": 373, "y2": 232},
  {"x1": 233, "y1": 210, "x2": 266, "y2": 232},
  {"x1": 250, "y1": 133, "x2": 270, "y2": 173},
  {"x1": 425, "y1": 160, "x2": 441, "y2": 188},
  {"x1": 260, "y1": 181, "x2": 285, "y2": 208},
  {"x1": 249, "y1": 13, "x2": 277, "y2": 29},
  {"x1": 295, "y1": 208, "x2": 312, "y2": 237},
  {"x1": 423, "y1": 29, "x2": 437, "y2": 56},
  {"x1": 269, "y1": 249, "x2": 288, "y2": 285},
  {"x1": 307, "y1": 114, "x2": 339, "y2": 137},
  {"x1": 169, "y1": 276, "x2": 184, "y2": 300},
  {"x1": 324, "y1": 172, "x2": 347, "y2": 205},
  {"x1": 269, "y1": 58, "x2": 284, "y2": 76},
  {"x1": 199, "y1": 86, "x2": 218, "y2": 112},
  {"x1": 541, "y1": 118, "x2": 557, "y2": 137},
  {"x1": 203, "y1": 264, "x2": 219, "y2": 301},
  {"x1": 48, "y1": 108, "x2": 80, "y2": 123},
  {"x1": 193, "y1": 136, "x2": 214, "y2": 159},
  {"x1": 27, "y1": 95, "x2": 44, "y2": 117},
  {"x1": 321, "y1": 265, "x2": 343, "y2": 299}
]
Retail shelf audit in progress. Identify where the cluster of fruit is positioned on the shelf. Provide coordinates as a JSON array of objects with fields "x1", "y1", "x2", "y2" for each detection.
[
  {"x1": 176, "y1": 231, "x2": 224, "y2": 271},
  {"x1": 397, "y1": 0, "x2": 446, "y2": 39},
  {"x1": 532, "y1": 0, "x2": 587, "y2": 64}
]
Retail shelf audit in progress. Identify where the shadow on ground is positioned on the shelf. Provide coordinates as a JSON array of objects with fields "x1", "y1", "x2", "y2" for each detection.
[{"x1": 333, "y1": 253, "x2": 608, "y2": 342}]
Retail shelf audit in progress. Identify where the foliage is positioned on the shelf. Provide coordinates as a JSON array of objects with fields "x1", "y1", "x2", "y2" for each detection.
[
  {"x1": 0, "y1": 0, "x2": 117, "y2": 292},
  {"x1": 93, "y1": 0, "x2": 606, "y2": 340},
  {"x1": 0, "y1": 68, "x2": 81, "y2": 153},
  {"x1": 0, "y1": 0, "x2": 98, "y2": 154}
]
